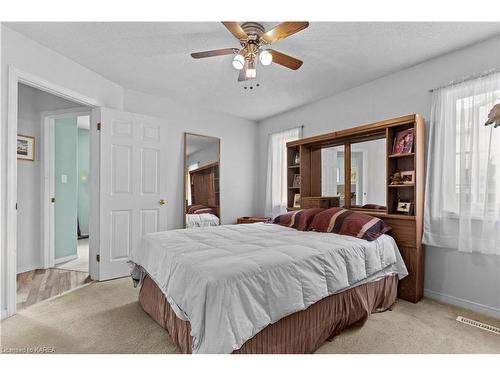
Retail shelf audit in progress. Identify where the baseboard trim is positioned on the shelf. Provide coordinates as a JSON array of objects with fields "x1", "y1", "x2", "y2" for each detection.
[
  {"x1": 1, "y1": 308, "x2": 8, "y2": 320},
  {"x1": 424, "y1": 289, "x2": 500, "y2": 319},
  {"x1": 55, "y1": 254, "x2": 78, "y2": 265},
  {"x1": 17, "y1": 263, "x2": 42, "y2": 274}
]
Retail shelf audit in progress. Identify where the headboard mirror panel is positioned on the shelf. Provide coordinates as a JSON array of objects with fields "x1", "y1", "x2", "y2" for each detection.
[
  {"x1": 183, "y1": 133, "x2": 221, "y2": 229},
  {"x1": 349, "y1": 137, "x2": 386, "y2": 210},
  {"x1": 320, "y1": 145, "x2": 347, "y2": 207},
  {"x1": 319, "y1": 137, "x2": 386, "y2": 209}
]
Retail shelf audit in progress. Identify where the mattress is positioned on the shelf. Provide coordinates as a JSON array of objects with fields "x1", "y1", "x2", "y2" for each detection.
[{"x1": 130, "y1": 222, "x2": 408, "y2": 354}]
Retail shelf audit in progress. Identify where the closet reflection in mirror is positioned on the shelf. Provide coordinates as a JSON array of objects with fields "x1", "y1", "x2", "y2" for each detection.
[
  {"x1": 321, "y1": 138, "x2": 386, "y2": 210},
  {"x1": 321, "y1": 145, "x2": 347, "y2": 207},
  {"x1": 184, "y1": 133, "x2": 220, "y2": 228},
  {"x1": 350, "y1": 138, "x2": 386, "y2": 209}
]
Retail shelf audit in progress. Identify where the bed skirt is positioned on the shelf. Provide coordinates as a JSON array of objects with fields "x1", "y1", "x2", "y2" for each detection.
[{"x1": 138, "y1": 273, "x2": 398, "y2": 354}]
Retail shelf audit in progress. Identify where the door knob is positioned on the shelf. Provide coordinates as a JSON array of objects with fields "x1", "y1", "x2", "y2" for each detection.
[{"x1": 159, "y1": 199, "x2": 166, "y2": 205}]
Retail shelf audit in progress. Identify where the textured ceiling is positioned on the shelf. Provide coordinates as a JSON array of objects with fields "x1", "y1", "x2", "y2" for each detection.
[
  {"x1": 6, "y1": 22, "x2": 500, "y2": 121},
  {"x1": 186, "y1": 134, "x2": 219, "y2": 156}
]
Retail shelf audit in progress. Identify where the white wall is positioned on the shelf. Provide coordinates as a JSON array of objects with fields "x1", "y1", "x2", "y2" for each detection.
[
  {"x1": 123, "y1": 88, "x2": 258, "y2": 229},
  {"x1": 16, "y1": 84, "x2": 79, "y2": 273},
  {"x1": 256, "y1": 35, "x2": 500, "y2": 317}
]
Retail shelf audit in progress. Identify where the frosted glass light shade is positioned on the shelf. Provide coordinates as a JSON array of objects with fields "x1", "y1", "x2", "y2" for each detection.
[
  {"x1": 259, "y1": 50, "x2": 272, "y2": 66},
  {"x1": 232, "y1": 54, "x2": 245, "y2": 70},
  {"x1": 246, "y1": 68, "x2": 256, "y2": 78}
]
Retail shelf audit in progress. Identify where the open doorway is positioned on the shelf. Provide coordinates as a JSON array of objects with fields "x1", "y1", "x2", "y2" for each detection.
[
  {"x1": 16, "y1": 83, "x2": 92, "y2": 311},
  {"x1": 52, "y1": 115, "x2": 91, "y2": 273}
]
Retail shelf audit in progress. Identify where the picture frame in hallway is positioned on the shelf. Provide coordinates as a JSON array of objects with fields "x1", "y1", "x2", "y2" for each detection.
[{"x1": 17, "y1": 134, "x2": 35, "y2": 161}]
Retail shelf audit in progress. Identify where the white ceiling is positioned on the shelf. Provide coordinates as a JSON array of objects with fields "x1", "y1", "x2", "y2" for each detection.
[
  {"x1": 6, "y1": 22, "x2": 500, "y2": 121},
  {"x1": 186, "y1": 134, "x2": 219, "y2": 156}
]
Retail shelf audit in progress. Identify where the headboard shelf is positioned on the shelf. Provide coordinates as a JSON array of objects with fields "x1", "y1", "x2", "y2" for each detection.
[
  {"x1": 286, "y1": 114, "x2": 425, "y2": 303},
  {"x1": 388, "y1": 152, "x2": 414, "y2": 158}
]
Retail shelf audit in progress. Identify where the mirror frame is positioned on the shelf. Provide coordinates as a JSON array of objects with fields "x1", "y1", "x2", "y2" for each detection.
[{"x1": 183, "y1": 132, "x2": 221, "y2": 228}]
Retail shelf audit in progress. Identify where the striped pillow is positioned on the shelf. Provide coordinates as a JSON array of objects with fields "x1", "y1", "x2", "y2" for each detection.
[
  {"x1": 273, "y1": 208, "x2": 325, "y2": 231},
  {"x1": 309, "y1": 208, "x2": 391, "y2": 241}
]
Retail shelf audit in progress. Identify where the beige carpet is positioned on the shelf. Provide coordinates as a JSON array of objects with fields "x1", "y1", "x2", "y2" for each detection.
[{"x1": 1, "y1": 277, "x2": 499, "y2": 354}]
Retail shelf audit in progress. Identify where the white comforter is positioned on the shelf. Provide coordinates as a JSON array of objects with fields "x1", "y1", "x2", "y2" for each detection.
[
  {"x1": 186, "y1": 213, "x2": 220, "y2": 228},
  {"x1": 130, "y1": 223, "x2": 408, "y2": 354}
]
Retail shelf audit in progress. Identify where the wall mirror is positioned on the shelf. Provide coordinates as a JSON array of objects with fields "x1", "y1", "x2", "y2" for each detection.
[{"x1": 184, "y1": 133, "x2": 220, "y2": 228}]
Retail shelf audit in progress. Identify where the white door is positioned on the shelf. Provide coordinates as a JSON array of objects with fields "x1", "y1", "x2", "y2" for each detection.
[{"x1": 94, "y1": 108, "x2": 167, "y2": 280}]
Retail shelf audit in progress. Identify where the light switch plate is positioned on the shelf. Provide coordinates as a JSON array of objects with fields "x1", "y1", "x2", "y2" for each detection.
[{"x1": 61, "y1": 174, "x2": 68, "y2": 184}]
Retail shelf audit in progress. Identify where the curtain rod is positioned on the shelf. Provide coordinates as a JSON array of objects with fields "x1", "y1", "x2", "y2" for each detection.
[
  {"x1": 268, "y1": 124, "x2": 304, "y2": 136},
  {"x1": 429, "y1": 68, "x2": 500, "y2": 93}
]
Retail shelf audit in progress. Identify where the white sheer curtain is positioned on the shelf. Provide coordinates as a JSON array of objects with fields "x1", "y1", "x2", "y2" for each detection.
[
  {"x1": 423, "y1": 72, "x2": 500, "y2": 254},
  {"x1": 265, "y1": 127, "x2": 301, "y2": 218}
]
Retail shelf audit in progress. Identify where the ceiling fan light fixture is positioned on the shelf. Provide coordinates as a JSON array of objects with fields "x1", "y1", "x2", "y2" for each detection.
[
  {"x1": 259, "y1": 50, "x2": 273, "y2": 66},
  {"x1": 246, "y1": 69, "x2": 256, "y2": 78},
  {"x1": 246, "y1": 59, "x2": 256, "y2": 78},
  {"x1": 232, "y1": 53, "x2": 245, "y2": 70},
  {"x1": 191, "y1": 22, "x2": 309, "y2": 82}
]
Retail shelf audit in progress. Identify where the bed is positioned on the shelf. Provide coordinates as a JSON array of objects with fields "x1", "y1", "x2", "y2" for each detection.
[{"x1": 130, "y1": 222, "x2": 408, "y2": 354}]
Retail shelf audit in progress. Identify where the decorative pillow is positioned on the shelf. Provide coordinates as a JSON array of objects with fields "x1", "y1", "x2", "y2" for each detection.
[
  {"x1": 187, "y1": 204, "x2": 215, "y2": 215},
  {"x1": 273, "y1": 208, "x2": 325, "y2": 231},
  {"x1": 309, "y1": 207, "x2": 391, "y2": 241}
]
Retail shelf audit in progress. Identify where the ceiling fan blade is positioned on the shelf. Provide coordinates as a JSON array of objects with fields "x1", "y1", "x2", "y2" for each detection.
[
  {"x1": 238, "y1": 61, "x2": 249, "y2": 81},
  {"x1": 260, "y1": 22, "x2": 309, "y2": 44},
  {"x1": 222, "y1": 22, "x2": 248, "y2": 40},
  {"x1": 269, "y1": 49, "x2": 303, "y2": 70},
  {"x1": 191, "y1": 48, "x2": 238, "y2": 59}
]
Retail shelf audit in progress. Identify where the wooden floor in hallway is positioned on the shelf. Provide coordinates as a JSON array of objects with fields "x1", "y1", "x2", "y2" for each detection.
[{"x1": 17, "y1": 268, "x2": 92, "y2": 311}]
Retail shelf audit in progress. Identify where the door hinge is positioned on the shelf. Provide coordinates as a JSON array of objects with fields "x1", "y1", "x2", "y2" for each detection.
[
  {"x1": 96, "y1": 254, "x2": 100, "y2": 262},
  {"x1": 97, "y1": 122, "x2": 101, "y2": 131},
  {"x1": 51, "y1": 197, "x2": 55, "y2": 203}
]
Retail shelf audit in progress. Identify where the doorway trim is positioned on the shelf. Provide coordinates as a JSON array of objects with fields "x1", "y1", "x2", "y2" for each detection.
[
  {"x1": 4, "y1": 65, "x2": 102, "y2": 318},
  {"x1": 40, "y1": 108, "x2": 92, "y2": 270}
]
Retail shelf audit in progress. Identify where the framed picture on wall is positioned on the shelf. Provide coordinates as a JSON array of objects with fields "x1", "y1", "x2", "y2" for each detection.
[
  {"x1": 392, "y1": 128, "x2": 414, "y2": 155},
  {"x1": 17, "y1": 134, "x2": 35, "y2": 161}
]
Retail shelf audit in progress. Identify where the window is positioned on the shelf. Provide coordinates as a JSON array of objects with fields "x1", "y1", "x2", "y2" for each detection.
[
  {"x1": 447, "y1": 89, "x2": 500, "y2": 215},
  {"x1": 264, "y1": 127, "x2": 301, "y2": 218},
  {"x1": 423, "y1": 71, "x2": 500, "y2": 254}
]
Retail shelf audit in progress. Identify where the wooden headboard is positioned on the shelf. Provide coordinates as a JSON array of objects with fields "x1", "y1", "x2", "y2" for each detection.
[{"x1": 286, "y1": 114, "x2": 425, "y2": 303}]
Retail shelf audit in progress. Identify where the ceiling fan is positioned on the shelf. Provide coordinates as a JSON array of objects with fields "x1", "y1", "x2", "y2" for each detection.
[{"x1": 191, "y1": 22, "x2": 309, "y2": 81}]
